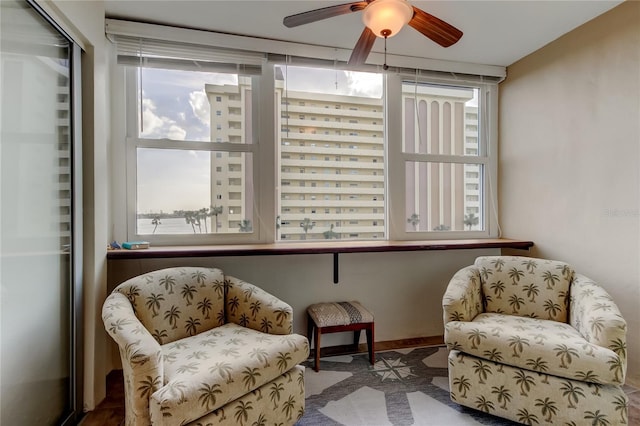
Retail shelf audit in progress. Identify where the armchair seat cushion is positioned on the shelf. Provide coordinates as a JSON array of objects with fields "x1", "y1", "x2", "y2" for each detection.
[
  {"x1": 445, "y1": 313, "x2": 623, "y2": 385},
  {"x1": 150, "y1": 323, "x2": 308, "y2": 425}
]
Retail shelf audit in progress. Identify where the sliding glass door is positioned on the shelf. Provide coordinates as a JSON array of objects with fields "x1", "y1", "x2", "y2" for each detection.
[{"x1": 0, "y1": 0, "x2": 82, "y2": 424}]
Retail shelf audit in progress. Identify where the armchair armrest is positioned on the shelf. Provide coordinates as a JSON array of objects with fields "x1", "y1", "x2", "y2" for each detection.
[
  {"x1": 570, "y1": 274, "x2": 627, "y2": 380},
  {"x1": 226, "y1": 276, "x2": 294, "y2": 335},
  {"x1": 102, "y1": 292, "x2": 163, "y2": 425},
  {"x1": 442, "y1": 265, "x2": 484, "y2": 325}
]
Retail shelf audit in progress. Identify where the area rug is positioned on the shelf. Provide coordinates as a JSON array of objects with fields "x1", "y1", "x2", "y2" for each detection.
[{"x1": 298, "y1": 346, "x2": 518, "y2": 426}]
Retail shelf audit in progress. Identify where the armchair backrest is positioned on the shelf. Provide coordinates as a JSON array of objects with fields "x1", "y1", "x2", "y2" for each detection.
[
  {"x1": 475, "y1": 256, "x2": 574, "y2": 322},
  {"x1": 112, "y1": 267, "x2": 226, "y2": 344}
]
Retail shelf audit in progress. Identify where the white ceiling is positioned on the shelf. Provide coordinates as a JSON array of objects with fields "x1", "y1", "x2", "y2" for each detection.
[{"x1": 104, "y1": 0, "x2": 623, "y2": 68}]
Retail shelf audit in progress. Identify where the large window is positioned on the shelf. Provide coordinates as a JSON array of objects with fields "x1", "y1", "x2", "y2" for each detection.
[
  {"x1": 386, "y1": 76, "x2": 497, "y2": 239},
  {"x1": 276, "y1": 65, "x2": 384, "y2": 241},
  {"x1": 111, "y1": 26, "x2": 499, "y2": 245},
  {"x1": 123, "y1": 65, "x2": 259, "y2": 243},
  {"x1": 401, "y1": 83, "x2": 484, "y2": 233}
]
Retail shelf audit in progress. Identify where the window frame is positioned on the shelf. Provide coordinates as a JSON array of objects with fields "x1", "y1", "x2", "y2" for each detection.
[
  {"x1": 386, "y1": 73, "x2": 499, "y2": 240},
  {"x1": 119, "y1": 64, "x2": 276, "y2": 245},
  {"x1": 109, "y1": 26, "x2": 500, "y2": 246},
  {"x1": 274, "y1": 63, "x2": 386, "y2": 242}
]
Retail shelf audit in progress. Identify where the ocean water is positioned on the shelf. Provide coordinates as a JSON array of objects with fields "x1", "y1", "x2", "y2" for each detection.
[{"x1": 137, "y1": 217, "x2": 216, "y2": 235}]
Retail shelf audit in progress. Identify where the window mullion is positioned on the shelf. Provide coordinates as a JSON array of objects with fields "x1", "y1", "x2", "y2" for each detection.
[
  {"x1": 256, "y1": 63, "x2": 276, "y2": 243},
  {"x1": 124, "y1": 67, "x2": 139, "y2": 241},
  {"x1": 386, "y1": 73, "x2": 405, "y2": 240},
  {"x1": 484, "y1": 84, "x2": 499, "y2": 237}
]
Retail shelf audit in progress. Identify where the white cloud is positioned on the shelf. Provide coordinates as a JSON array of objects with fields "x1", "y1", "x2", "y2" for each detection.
[
  {"x1": 141, "y1": 98, "x2": 164, "y2": 134},
  {"x1": 167, "y1": 124, "x2": 187, "y2": 140},
  {"x1": 345, "y1": 71, "x2": 383, "y2": 98},
  {"x1": 141, "y1": 97, "x2": 187, "y2": 140},
  {"x1": 189, "y1": 90, "x2": 210, "y2": 126}
]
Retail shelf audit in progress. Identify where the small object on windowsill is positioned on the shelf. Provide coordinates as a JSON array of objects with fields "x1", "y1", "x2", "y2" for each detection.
[
  {"x1": 122, "y1": 241, "x2": 150, "y2": 250},
  {"x1": 108, "y1": 241, "x2": 121, "y2": 250}
]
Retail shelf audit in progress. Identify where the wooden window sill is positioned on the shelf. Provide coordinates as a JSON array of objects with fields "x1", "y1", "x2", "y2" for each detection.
[{"x1": 106, "y1": 238, "x2": 533, "y2": 259}]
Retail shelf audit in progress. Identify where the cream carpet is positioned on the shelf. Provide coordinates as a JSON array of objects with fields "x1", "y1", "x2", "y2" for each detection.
[{"x1": 298, "y1": 346, "x2": 518, "y2": 426}]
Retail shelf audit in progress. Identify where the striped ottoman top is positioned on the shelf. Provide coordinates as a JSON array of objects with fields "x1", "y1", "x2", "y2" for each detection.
[{"x1": 307, "y1": 301, "x2": 374, "y2": 327}]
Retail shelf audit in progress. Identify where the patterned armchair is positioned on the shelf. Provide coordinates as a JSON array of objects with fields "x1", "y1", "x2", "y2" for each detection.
[
  {"x1": 102, "y1": 267, "x2": 309, "y2": 426},
  {"x1": 443, "y1": 256, "x2": 628, "y2": 425}
]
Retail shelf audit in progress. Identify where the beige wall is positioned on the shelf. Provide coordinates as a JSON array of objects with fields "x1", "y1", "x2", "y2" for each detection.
[{"x1": 500, "y1": 1, "x2": 640, "y2": 387}]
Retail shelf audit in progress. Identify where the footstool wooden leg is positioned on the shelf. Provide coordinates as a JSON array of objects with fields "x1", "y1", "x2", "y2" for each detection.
[
  {"x1": 314, "y1": 326, "x2": 321, "y2": 372},
  {"x1": 353, "y1": 329, "x2": 362, "y2": 347},
  {"x1": 366, "y1": 323, "x2": 375, "y2": 365},
  {"x1": 307, "y1": 313, "x2": 314, "y2": 349}
]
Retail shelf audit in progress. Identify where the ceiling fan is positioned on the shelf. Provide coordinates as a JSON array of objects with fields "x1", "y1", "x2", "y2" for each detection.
[{"x1": 283, "y1": 0, "x2": 463, "y2": 67}]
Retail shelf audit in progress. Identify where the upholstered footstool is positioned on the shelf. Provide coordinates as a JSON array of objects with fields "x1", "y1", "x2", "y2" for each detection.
[{"x1": 307, "y1": 301, "x2": 375, "y2": 372}]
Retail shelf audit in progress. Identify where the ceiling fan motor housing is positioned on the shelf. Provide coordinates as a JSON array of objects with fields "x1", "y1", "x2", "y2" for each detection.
[
  {"x1": 362, "y1": 0, "x2": 414, "y2": 37},
  {"x1": 282, "y1": 0, "x2": 463, "y2": 67}
]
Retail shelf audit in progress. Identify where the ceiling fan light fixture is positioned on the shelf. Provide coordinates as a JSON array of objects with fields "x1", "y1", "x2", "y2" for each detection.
[{"x1": 362, "y1": 0, "x2": 414, "y2": 38}]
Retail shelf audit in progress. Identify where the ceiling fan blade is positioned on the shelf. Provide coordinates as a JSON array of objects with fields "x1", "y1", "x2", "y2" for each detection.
[
  {"x1": 283, "y1": 1, "x2": 369, "y2": 28},
  {"x1": 408, "y1": 6, "x2": 463, "y2": 48},
  {"x1": 348, "y1": 27, "x2": 377, "y2": 66}
]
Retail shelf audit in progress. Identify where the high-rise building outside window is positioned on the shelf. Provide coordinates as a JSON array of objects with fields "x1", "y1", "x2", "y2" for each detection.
[
  {"x1": 276, "y1": 65, "x2": 384, "y2": 241},
  {"x1": 401, "y1": 83, "x2": 483, "y2": 233}
]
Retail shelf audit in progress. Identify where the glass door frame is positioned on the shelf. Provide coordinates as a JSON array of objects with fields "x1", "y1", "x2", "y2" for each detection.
[{"x1": 24, "y1": 1, "x2": 84, "y2": 423}]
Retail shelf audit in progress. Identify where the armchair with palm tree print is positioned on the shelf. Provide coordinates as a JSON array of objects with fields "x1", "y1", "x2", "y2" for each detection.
[
  {"x1": 443, "y1": 256, "x2": 628, "y2": 425},
  {"x1": 103, "y1": 267, "x2": 309, "y2": 426}
]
